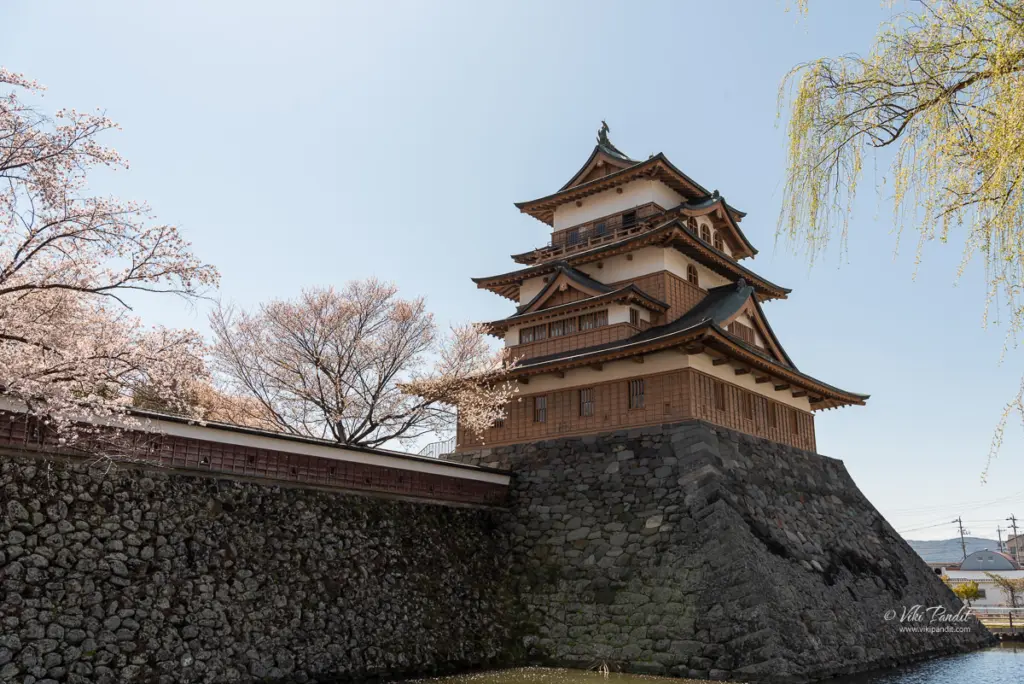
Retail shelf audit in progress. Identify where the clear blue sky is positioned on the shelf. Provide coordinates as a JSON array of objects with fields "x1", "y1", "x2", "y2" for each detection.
[{"x1": 5, "y1": 0, "x2": 1023, "y2": 543}]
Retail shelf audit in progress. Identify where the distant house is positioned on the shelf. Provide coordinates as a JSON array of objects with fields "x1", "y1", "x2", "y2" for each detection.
[
  {"x1": 960, "y1": 550, "x2": 1019, "y2": 572},
  {"x1": 946, "y1": 550, "x2": 1022, "y2": 606}
]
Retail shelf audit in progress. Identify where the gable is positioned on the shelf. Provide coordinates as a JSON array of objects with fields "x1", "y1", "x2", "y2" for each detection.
[
  {"x1": 517, "y1": 266, "x2": 613, "y2": 315},
  {"x1": 562, "y1": 149, "x2": 636, "y2": 191},
  {"x1": 721, "y1": 297, "x2": 793, "y2": 367}
]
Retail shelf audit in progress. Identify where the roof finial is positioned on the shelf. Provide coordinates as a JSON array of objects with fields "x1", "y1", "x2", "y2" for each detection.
[{"x1": 597, "y1": 120, "x2": 610, "y2": 146}]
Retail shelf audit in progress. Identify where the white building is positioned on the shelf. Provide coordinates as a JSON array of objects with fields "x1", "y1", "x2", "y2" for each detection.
[{"x1": 945, "y1": 549, "x2": 1023, "y2": 607}]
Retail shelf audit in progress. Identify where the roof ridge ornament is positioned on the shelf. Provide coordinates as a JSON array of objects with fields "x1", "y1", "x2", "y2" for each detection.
[{"x1": 595, "y1": 120, "x2": 632, "y2": 162}]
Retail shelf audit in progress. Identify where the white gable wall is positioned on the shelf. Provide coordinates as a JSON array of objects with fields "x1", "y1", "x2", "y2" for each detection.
[{"x1": 552, "y1": 179, "x2": 684, "y2": 230}]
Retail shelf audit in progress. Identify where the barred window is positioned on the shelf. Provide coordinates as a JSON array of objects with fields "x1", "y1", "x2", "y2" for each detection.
[
  {"x1": 494, "y1": 415, "x2": 505, "y2": 428},
  {"x1": 579, "y1": 310, "x2": 608, "y2": 331},
  {"x1": 520, "y1": 324, "x2": 547, "y2": 344},
  {"x1": 686, "y1": 264, "x2": 699, "y2": 286},
  {"x1": 579, "y1": 388, "x2": 595, "y2": 417},
  {"x1": 712, "y1": 381, "x2": 726, "y2": 411},
  {"x1": 568, "y1": 229, "x2": 580, "y2": 245},
  {"x1": 713, "y1": 232, "x2": 724, "y2": 251},
  {"x1": 550, "y1": 317, "x2": 576, "y2": 338},
  {"x1": 596, "y1": 221, "x2": 607, "y2": 236},
  {"x1": 700, "y1": 225, "x2": 712, "y2": 243},
  {"x1": 628, "y1": 379, "x2": 645, "y2": 410},
  {"x1": 622, "y1": 210, "x2": 637, "y2": 228},
  {"x1": 687, "y1": 216, "x2": 698, "y2": 233},
  {"x1": 533, "y1": 396, "x2": 547, "y2": 423},
  {"x1": 790, "y1": 410, "x2": 800, "y2": 435},
  {"x1": 742, "y1": 392, "x2": 755, "y2": 420},
  {"x1": 629, "y1": 308, "x2": 640, "y2": 327},
  {"x1": 728, "y1": 321, "x2": 755, "y2": 345},
  {"x1": 768, "y1": 402, "x2": 778, "y2": 429}
]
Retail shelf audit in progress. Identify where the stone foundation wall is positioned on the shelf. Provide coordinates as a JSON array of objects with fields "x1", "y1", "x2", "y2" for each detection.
[
  {"x1": 0, "y1": 452, "x2": 518, "y2": 684},
  {"x1": 452, "y1": 421, "x2": 992, "y2": 682}
]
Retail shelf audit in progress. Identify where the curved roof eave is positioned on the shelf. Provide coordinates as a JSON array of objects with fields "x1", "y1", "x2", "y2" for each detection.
[{"x1": 502, "y1": 323, "x2": 868, "y2": 407}]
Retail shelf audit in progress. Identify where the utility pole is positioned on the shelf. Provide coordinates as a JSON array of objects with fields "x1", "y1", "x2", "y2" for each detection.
[
  {"x1": 1008, "y1": 515, "x2": 1020, "y2": 562},
  {"x1": 998, "y1": 525, "x2": 1005, "y2": 553},
  {"x1": 955, "y1": 517, "x2": 969, "y2": 562}
]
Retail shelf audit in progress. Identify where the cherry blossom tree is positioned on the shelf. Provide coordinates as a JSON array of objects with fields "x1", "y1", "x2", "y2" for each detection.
[
  {"x1": 209, "y1": 281, "x2": 514, "y2": 448},
  {"x1": 0, "y1": 67, "x2": 218, "y2": 430}
]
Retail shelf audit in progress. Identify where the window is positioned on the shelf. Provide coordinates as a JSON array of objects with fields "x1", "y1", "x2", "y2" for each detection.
[
  {"x1": 978, "y1": 589, "x2": 988, "y2": 599},
  {"x1": 549, "y1": 318, "x2": 576, "y2": 338},
  {"x1": 768, "y1": 402, "x2": 778, "y2": 429},
  {"x1": 728, "y1": 321, "x2": 755, "y2": 345},
  {"x1": 578, "y1": 310, "x2": 608, "y2": 331},
  {"x1": 712, "y1": 381, "x2": 726, "y2": 411},
  {"x1": 700, "y1": 224, "x2": 712, "y2": 243},
  {"x1": 713, "y1": 232, "x2": 724, "y2": 251},
  {"x1": 686, "y1": 264, "x2": 699, "y2": 286},
  {"x1": 790, "y1": 410, "x2": 800, "y2": 435},
  {"x1": 579, "y1": 388, "x2": 595, "y2": 417},
  {"x1": 533, "y1": 396, "x2": 547, "y2": 423},
  {"x1": 628, "y1": 379, "x2": 645, "y2": 410},
  {"x1": 687, "y1": 216, "x2": 698, "y2": 233},
  {"x1": 596, "y1": 222, "x2": 607, "y2": 236},
  {"x1": 494, "y1": 415, "x2": 505, "y2": 429},
  {"x1": 622, "y1": 210, "x2": 637, "y2": 228},
  {"x1": 568, "y1": 229, "x2": 580, "y2": 245},
  {"x1": 742, "y1": 392, "x2": 755, "y2": 420},
  {"x1": 629, "y1": 308, "x2": 640, "y2": 327},
  {"x1": 520, "y1": 324, "x2": 547, "y2": 344}
]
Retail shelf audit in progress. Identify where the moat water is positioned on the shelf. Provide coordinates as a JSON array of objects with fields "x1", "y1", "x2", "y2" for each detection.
[{"x1": 414, "y1": 646, "x2": 1024, "y2": 684}]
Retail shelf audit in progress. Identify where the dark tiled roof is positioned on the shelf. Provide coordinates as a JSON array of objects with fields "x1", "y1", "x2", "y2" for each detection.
[
  {"x1": 507, "y1": 280, "x2": 867, "y2": 403},
  {"x1": 491, "y1": 284, "x2": 668, "y2": 330},
  {"x1": 515, "y1": 263, "x2": 613, "y2": 314},
  {"x1": 515, "y1": 280, "x2": 755, "y2": 369}
]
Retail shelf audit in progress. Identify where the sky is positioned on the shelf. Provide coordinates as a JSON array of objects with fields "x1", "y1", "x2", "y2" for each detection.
[{"x1": 4, "y1": 0, "x2": 1024, "y2": 544}]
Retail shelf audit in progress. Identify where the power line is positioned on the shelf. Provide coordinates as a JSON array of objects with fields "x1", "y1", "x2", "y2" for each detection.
[
  {"x1": 886, "y1": 490, "x2": 1024, "y2": 516},
  {"x1": 955, "y1": 517, "x2": 969, "y2": 562}
]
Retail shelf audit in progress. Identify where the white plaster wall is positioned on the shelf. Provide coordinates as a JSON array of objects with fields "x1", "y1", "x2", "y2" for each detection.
[
  {"x1": 663, "y1": 249, "x2": 732, "y2": 289},
  {"x1": 552, "y1": 180, "x2": 684, "y2": 230},
  {"x1": 519, "y1": 276, "x2": 547, "y2": 306},
  {"x1": 519, "y1": 349, "x2": 813, "y2": 411},
  {"x1": 607, "y1": 304, "x2": 631, "y2": 325},
  {"x1": 576, "y1": 247, "x2": 666, "y2": 284}
]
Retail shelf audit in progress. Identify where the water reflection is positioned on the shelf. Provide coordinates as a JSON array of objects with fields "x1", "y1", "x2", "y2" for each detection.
[{"x1": 416, "y1": 647, "x2": 1024, "y2": 684}]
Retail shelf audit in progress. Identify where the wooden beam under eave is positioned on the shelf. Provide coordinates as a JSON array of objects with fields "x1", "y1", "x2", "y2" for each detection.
[
  {"x1": 680, "y1": 344, "x2": 704, "y2": 355},
  {"x1": 517, "y1": 377, "x2": 530, "y2": 385},
  {"x1": 712, "y1": 357, "x2": 729, "y2": 366},
  {"x1": 754, "y1": 374, "x2": 770, "y2": 384},
  {"x1": 734, "y1": 367, "x2": 751, "y2": 376},
  {"x1": 590, "y1": 362, "x2": 603, "y2": 371},
  {"x1": 553, "y1": 371, "x2": 565, "y2": 379},
  {"x1": 773, "y1": 383, "x2": 790, "y2": 391},
  {"x1": 633, "y1": 356, "x2": 644, "y2": 364},
  {"x1": 792, "y1": 390, "x2": 807, "y2": 398}
]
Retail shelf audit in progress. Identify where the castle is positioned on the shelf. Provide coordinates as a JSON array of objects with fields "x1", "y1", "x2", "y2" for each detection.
[{"x1": 458, "y1": 124, "x2": 867, "y2": 452}]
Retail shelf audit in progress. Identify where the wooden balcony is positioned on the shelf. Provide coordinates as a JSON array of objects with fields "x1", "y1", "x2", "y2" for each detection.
[{"x1": 519, "y1": 203, "x2": 664, "y2": 264}]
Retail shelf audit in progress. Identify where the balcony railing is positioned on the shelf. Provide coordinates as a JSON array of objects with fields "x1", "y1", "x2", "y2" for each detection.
[{"x1": 543, "y1": 204, "x2": 664, "y2": 259}]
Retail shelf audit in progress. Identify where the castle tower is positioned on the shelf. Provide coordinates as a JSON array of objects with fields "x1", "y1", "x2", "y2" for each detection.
[{"x1": 459, "y1": 125, "x2": 867, "y2": 452}]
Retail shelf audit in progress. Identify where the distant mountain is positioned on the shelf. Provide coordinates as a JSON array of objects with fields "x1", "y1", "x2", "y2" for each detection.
[{"x1": 906, "y1": 537, "x2": 1002, "y2": 563}]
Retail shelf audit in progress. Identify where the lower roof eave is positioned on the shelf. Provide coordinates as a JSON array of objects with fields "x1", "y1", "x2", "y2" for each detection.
[{"x1": 502, "y1": 327, "x2": 868, "y2": 411}]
